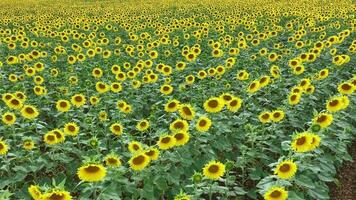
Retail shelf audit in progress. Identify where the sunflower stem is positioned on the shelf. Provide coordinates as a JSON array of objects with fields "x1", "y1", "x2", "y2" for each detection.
[{"x1": 208, "y1": 182, "x2": 213, "y2": 200}]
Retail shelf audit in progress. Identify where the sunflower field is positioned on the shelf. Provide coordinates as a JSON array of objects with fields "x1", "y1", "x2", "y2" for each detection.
[{"x1": 0, "y1": 0, "x2": 355, "y2": 199}]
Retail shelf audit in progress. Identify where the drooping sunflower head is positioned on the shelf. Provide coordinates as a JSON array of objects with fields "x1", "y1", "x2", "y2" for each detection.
[
  {"x1": 28, "y1": 185, "x2": 42, "y2": 200},
  {"x1": 274, "y1": 160, "x2": 298, "y2": 179},
  {"x1": 0, "y1": 140, "x2": 9, "y2": 155},
  {"x1": 263, "y1": 186, "x2": 288, "y2": 200},
  {"x1": 203, "y1": 160, "x2": 226, "y2": 180},
  {"x1": 77, "y1": 163, "x2": 107, "y2": 182},
  {"x1": 41, "y1": 189, "x2": 72, "y2": 200}
]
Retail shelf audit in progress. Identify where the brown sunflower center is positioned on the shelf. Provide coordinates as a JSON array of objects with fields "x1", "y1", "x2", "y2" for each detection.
[
  {"x1": 174, "y1": 133, "x2": 184, "y2": 140},
  {"x1": 208, "y1": 165, "x2": 219, "y2": 173},
  {"x1": 132, "y1": 155, "x2": 145, "y2": 165},
  {"x1": 279, "y1": 163, "x2": 291, "y2": 172},
  {"x1": 25, "y1": 107, "x2": 35, "y2": 114},
  {"x1": 270, "y1": 190, "x2": 281, "y2": 198},
  {"x1": 341, "y1": 84, "x2": 351, "y2": 90},
  {"x1": 208, "y1": 100, "x2": 218, "y2": 108},
  {"x1": 5, "y1": 115, "x2": 13, "y2": 121},
  {"x1": 296, "y1": 136, "x2": 306, "y2": 145},
  {"x1": 84, "y1": 165, "x2": 100, "y2": 173},
  {"x1": 60, "y1": 102, "x2": 67, "y2": 108},
  {"x1": 230, "y1": 100, "x2": 238, "y2": 107},
  {"x1": 161, "y1": 137, "x2": 171, "y2": 144},
  {"x1": 48, "y1": 193, "x2": 65, "y2": 200},
  {"x1": 316, "y1": 115, "x2": 327, "y2": 123}
]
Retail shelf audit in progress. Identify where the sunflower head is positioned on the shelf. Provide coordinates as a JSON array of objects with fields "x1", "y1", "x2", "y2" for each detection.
[{"x1": 203, "y1": 160, "x2": 226, "y2": 180}]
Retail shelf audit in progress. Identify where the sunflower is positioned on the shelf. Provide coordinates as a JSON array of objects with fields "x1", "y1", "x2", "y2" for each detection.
[
  {"x1": 144, "y1": 147, "x2": 160, "y2": 161},
  {"x1": 2, "y1": 112, "x2": 16, "y2": 125},
  {"x1": 28, "y1": 185, "x2": 42, "y2": 200},
  {"x1": 173, "y1": 131, "x2": 190, "y2": 146},
  {"x1": 95, "y1": 82, "x2": 110, "y2": 93},
  {"x1": 258, "y1": 111, "x2": 271, "y2": 123},
  {"x1": 77, "y1": 163, "x2": 107, "y2": 182},
  {"x1": 7, "y1": 97, "x2": 23, "y2": 109},
  {"x1": 136, "y1": 119, "x2": 149, "y2": 131},
  {"x1": 195, "y1": 116, "x2": 212, "y2": 132},
  {"x1": 259, "y1": 76, "x2": 271, "y2": 87},
  {"x1": 21, "y1": 105, "x2": 39, "y2": 119},
  {"x1": 219, "y1": 93, "x2": 233, "y2": 104},
  {"x1": 44, "y1": 132, "x2": 58, "y2": 145},
  {"x1": 23, "y1": 139, "x2": 35, "y2": 150},
  {"x1": 128, "y1": 141, "x2": 143, "y2": 153},
  {"x1": 312, "y1": 113, "x2": 333, "y2": 128},
  {"x1": 263, "y1": 187, "x2": 288, "y2": 200},
  {"x1": 92, "y1": 67, "x2": 103, "y2": 78},
  {"x1": 0, "y1": 139, "x2": 9, "y2": 155},
  {"x1": 98, "y1": 111, "x2": 108, "y2": 121},
  {"x1": 203, "y1": 97, "x2": 224, "y2": 113},
  {"x1": 309, "y1": 133, "x2": 321, "y2": 150},
  {"x1": 170, "y1": 118, "x2": 189, "y2": 133},
  {"x1": 178, "y1": 104, "x2": 195, "y2": 120},
  {"x1": 104, "y1": 154, "x2": 122, "y2": 167},
  {"x1": 203, "y1": 160, "x2": 226, "y2": 180},
  {"x1": 164, "y1": 99, "x2": 180, "y2": 112},
  {"x1": 326, "y1": 97, "x2": 343, "y2": 112},
  {"x1": 340, "y1": 95, "x2": 350, "y2": 109},
  {"x1": 227, "y1": 97, "x2": 242, "y2": 112},
  {"x1": 271, "y1": 110, "x2": 285, "y2": 122},
  {"x1": 129, "y1": 153, "x2": 150, "y2": 171},
  {"x1": 291, "y1": 132, "x2": 312, "y2": 153},
  {"x1": 41, "y1": 189, "x2": 72, "y2": 200},
  {"x1": 174, "y1": 193, "x2": 191, "y2": 200},
  {"x1": 288, "y1": 93, "x2": 301, "y2": 105},
  {"x1": 63, "y1": 122, "x2": 80, "y2": 136},
  {"x1": 337, "y1": 82, "x2": 354, "y2": 94},
  {"x1": 71, "y1": 94, "x2": 86, "y2": 107},
  {"x1": 247, "y1": 80, "x2": 260, "y2": 94},
  {"x1": 160, "y1": 84, "x2": 173, "y2": 95},
  {"x1": 52, "y1": 129, "x2": 66, "y2": 143},
  {"x1": 157, "y1": 135, "x2": 176, "y2": 150},
  {"x1": 111, "y1": 82, "x2": 123, "y2": 93},
  {"x1": 110, "y1": 123, "x2": 123, "y2": 136},
  {"x1": 274, "y1": 160, "x2": 297, "y2": 179},
  {"x1": 56, "y1": 100, "x2": 71, "y2": 112}
]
